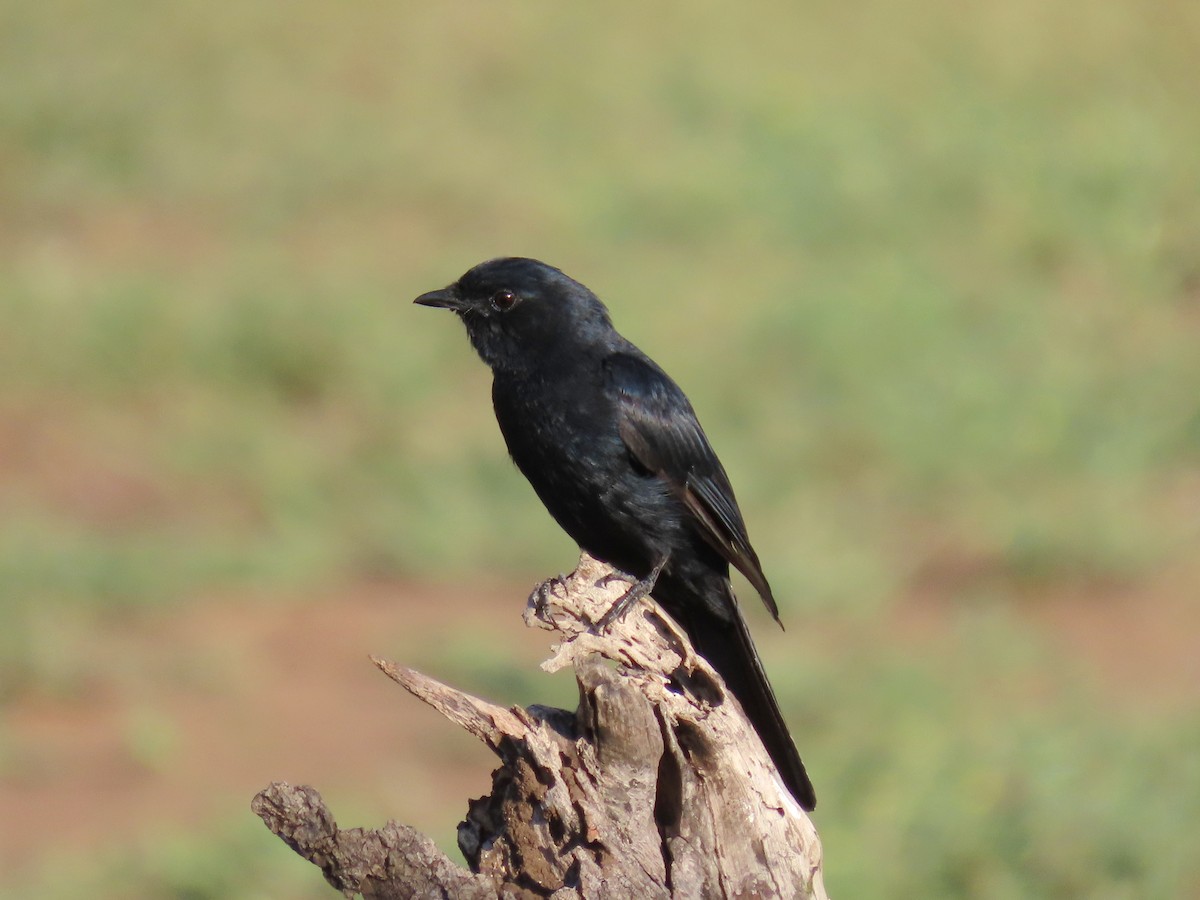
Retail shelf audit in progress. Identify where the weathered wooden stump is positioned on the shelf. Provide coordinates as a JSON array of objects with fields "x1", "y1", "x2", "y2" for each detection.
[{"x1": 253, "y1": 554, "x2": 827, "y2": 899}]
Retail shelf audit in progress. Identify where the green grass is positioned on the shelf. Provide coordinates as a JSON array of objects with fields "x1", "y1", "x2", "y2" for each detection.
[
  {"x1": 6, "y1": 815, "x2": 333, "y2": 900},
  {"x1": 2, "y1": 0, "x2": 1199, "y2": 896},
  {"x1": 786, "y1": 613, "x2": 1200, "y2": 898}
]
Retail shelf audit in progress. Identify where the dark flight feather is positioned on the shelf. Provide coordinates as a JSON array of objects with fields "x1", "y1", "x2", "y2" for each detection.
[{"x1": 605, "y1": 352, "x2": 780, "y2": 622}]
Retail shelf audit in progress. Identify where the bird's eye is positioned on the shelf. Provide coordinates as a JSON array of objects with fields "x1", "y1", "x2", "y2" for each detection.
[{"x1": 490, "y1": 289, "x2": 518, "y2": 312}]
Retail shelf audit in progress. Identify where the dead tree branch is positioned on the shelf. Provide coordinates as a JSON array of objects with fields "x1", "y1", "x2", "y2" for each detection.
[{"x1": 253, "y1": 553, "x2": 827, "y2": 899}]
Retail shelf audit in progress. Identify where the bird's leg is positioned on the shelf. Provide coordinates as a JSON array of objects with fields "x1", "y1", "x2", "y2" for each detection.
[{"x1": 595, "y1": 555, "x2": 669, "y2": 633}]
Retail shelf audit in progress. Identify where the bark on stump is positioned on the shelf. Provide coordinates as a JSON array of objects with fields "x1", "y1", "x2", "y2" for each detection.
[{"x1": 253, "y1": 553, "x2": 827, "y2": 899}]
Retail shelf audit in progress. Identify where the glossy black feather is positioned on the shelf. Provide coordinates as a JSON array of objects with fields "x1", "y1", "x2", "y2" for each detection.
[
  {"x1": 415, "y1": 257, "x2": 815, "y2": 810},
  {"x1": 605, "y1": 352, "x2": 780, "y2": 622}
]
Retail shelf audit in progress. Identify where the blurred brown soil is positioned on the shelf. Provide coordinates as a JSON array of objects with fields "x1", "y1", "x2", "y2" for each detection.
[
  {"x1": 0, "y1": 577, "x2": 548, "y2": 878},
  {"x1": 1, "y1": 563, "x2": 1197, "y2": 879},
  {"x1": 903, "y1": 550, "x2": 1200, "y2": 711}
]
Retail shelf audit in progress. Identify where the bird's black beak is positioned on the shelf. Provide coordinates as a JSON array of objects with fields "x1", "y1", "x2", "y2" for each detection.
[{"x1": 413, "y1": 287, "x2": 465, "y2": 311}]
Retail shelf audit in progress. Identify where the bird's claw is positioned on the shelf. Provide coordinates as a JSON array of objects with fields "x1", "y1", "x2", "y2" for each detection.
[
  {"x1": 594, "y1": 571, "x2": 625, "y2": 589},
  {"x1": 532, "y1": 574, "x2": 567, "y2": 611}
]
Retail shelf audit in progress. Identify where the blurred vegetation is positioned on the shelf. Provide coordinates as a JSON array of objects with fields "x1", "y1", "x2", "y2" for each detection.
[
  {"x1": 1, "y1": 0, "x2": 1198, "y2": 896},
  {"x1": 6, "y1": 816, "x2": 333, "y2": 900}
]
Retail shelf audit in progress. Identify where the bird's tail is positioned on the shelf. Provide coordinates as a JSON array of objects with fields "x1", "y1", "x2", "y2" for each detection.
[{"x1": 681, "y1": 591, "x2": 816, "y2": 811}]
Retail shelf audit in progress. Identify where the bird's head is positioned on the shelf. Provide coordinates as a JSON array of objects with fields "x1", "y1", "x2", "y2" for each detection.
[{"x1": 414, "y1": 257, "x2": 613, "y2": 372}]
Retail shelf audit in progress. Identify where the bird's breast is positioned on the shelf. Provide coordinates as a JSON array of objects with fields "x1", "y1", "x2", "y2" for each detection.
[
  {"x1": 491, "y1": 371, "x2": 678, "y2": 566},
  {"x1": 493, "y1": 373, "x2": 617, "y2": 484}
]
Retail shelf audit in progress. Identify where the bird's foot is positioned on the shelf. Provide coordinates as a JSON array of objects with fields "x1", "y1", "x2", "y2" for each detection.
[
  {"x1": 532, "y1": 574, "x2": 568, "y2": 612},
  {"x1": 594, "y1": 578, "x2": 653, "y2": 633},
  {"x1": 594, "y1": 557, "x2": 668, "y2": 634}
]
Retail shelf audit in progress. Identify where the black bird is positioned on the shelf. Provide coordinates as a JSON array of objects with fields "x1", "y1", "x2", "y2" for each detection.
[{"x1": 415, "y1": 257, "x2": 816, "y2": 811}]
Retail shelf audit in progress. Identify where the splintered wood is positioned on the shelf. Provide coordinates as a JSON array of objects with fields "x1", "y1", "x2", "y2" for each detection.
[{"x1": 254, "y1": 553, "x2": 827, "y2": 899}]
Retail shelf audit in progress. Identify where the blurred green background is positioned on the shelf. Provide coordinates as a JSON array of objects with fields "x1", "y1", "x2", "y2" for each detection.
[{"x1": 3, "y1": 0, "x2": 1199, "y2": 897}]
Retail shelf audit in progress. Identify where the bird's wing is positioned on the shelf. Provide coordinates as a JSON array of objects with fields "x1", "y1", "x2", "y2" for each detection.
[{"x1": 604, "y1": 351, "x2": 780, "y2": 622}]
